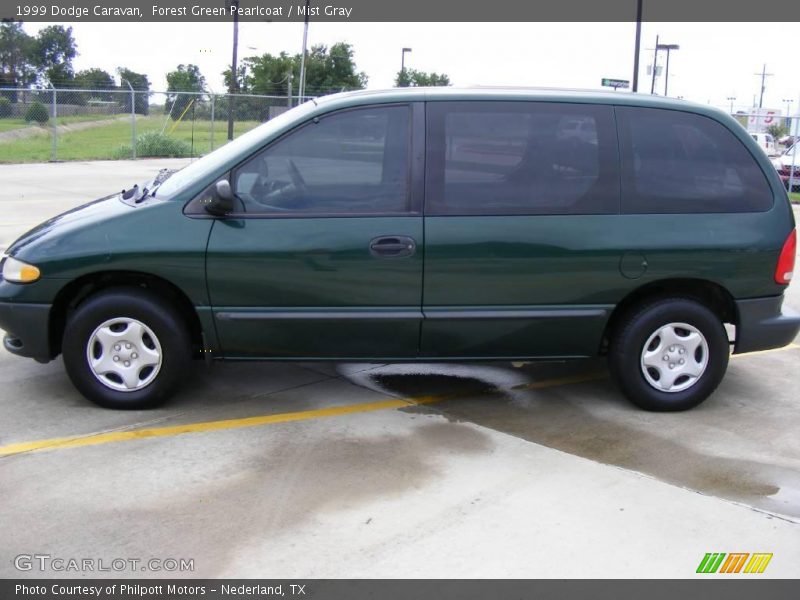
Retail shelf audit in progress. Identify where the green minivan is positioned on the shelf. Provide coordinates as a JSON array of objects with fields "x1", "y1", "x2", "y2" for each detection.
[{"x1": 1, "y1": 88, "x2": 798, "y2": 411}]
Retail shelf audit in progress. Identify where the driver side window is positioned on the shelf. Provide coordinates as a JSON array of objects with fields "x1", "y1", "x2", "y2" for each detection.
[{"x1": 233, "y1": 105, "x2": 411, "y2": 214}]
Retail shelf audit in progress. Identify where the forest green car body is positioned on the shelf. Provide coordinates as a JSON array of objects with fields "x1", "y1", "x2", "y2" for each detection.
[{"x1": 1, "y1": 88, "x2": 798, "y2": 364}]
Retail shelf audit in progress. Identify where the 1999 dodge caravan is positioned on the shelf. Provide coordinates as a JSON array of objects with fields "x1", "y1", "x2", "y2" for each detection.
[{"x1": 1, "y1": 88, "x2": 798, "y2": 411}]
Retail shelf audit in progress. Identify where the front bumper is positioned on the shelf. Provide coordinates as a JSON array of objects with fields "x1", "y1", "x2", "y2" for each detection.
[
  {"x1": 0, "y1": 301, "x2": 53, "y2": 362},
  {"x1": 735, "y1": 295, "x2": 800, "y2": 354}
]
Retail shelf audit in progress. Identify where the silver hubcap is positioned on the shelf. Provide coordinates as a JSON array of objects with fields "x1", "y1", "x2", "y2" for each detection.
[
  {"x1": 86, "y1": 317, "x2": 162, "y2": 392},
  {"x1": 640, "y1": 322, "x2": 708, "y2": 393}
]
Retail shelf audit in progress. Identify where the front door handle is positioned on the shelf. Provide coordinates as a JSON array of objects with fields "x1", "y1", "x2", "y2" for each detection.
[{"x1": 369, "y1": 236, "x2": 416, "y2": 258}]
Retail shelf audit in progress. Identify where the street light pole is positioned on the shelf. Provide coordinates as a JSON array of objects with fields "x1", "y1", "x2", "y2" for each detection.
[
  {"x1": 727, "y1": 96, "x2": 736, "y2": 114},
  {"x1": 400, "y1": 47, "x2": 412, "y2": 85},
  {"x1": 656, "y1": 43, "x2": 679, "y2": 97},
  {"x1": 783, "y1": 98, "x2": 793, "y2": 128},
  {"x1": 632, "y1": 0, "x2": 642, "y2": 92}
]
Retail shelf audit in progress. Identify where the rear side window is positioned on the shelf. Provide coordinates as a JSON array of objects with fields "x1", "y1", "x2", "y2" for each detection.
[
  {"x1": 618, "y1": 107, "x2": 773, "y2": 213},
  {"x1": 425, "y1": 102, "x2": 620, "y2": 215}
]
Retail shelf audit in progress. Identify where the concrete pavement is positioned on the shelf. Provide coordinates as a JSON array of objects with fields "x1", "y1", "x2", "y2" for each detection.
[{"x1": 0, "y1": 159, "x2": 798, "y2": 578}]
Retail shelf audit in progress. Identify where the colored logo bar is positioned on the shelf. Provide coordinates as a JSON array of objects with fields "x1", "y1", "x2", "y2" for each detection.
[{"x1": 696, "y1": 553, "x2": 773, "y2": 574}]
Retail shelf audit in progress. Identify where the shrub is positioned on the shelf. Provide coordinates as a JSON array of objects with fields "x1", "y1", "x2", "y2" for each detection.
[
  {"x1": 113, "y1": 131, "x2": 192, "y2": 159},
  {"x1": 766, "y1": 123, "x2": 788, "y2": 140},
  {"x1": 24, "y1": 101, "x2": 50, "y2": 124},
  {"x1": 0, "y1": 97, "x2": 12, "y2": 118}
]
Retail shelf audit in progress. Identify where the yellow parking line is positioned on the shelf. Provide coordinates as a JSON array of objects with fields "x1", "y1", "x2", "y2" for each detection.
[
  {"x1": 0, "y1": 398, "x2": 413, "y2": 458},
  {"x1": 513, "y1": 371, "x2": 606, "y2": 390},
  {"x1": 1, "y1": 342, "x2": 797, "y2": 458}
]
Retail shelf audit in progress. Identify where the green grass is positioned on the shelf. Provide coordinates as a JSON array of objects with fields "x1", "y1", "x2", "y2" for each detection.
[
  {"x1": 0, "y1": 118, "x2": 31, "y2": 133},
  {"x1": 0, "y1": 116, "x2": 261, "y2": 162},
  {"x1": 0, "y1": 113, "x2": 129, "y2": 134},
  {"x1": 790, "y1": 192, "x2": 800, "y2": 204}
]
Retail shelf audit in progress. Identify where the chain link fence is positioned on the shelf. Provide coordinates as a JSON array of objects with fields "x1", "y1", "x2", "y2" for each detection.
[
  {"x1": 0, "y1": 87, "x2": 309, "y2": 163},
  {"x1": 1, "y1": 88, "x2": 799, "y2": 193}
]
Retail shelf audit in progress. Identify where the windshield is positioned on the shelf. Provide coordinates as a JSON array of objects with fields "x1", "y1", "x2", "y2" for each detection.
[{"x1": 156, "y1": 101, "x2": 319, "y2": 198}]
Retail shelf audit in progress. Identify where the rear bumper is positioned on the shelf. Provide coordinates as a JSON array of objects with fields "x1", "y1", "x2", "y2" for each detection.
[
  {"x1": 735, "y1": 295, "x2": 800, "y2": 354},
  {"x1": 0, "y1": 301, "x2": 53, "y2": 362}
]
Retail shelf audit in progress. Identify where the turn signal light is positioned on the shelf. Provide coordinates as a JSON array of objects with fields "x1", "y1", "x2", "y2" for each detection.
[{"x1": 1, "y1": 256, "x2": 41, "y2": 283}]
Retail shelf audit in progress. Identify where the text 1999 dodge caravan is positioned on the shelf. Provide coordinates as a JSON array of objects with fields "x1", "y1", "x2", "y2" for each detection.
[{"x1": 1, "y1": 88, "x2": 798, "y2": 410}]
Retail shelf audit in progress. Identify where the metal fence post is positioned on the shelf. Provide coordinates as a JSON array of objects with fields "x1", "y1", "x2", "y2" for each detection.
[
  {"x1": 790, "y1": 116, "x2": 797, "y2": 193},
  {"x1": 210, "y1": 93, "x2": 215, "y2": 151},
  {"x1": 122, "y1": 79, "x2": 136, "y2": 160},
  {"x1": 50, "y1": 83, "x2": 57, "y2": 162}
]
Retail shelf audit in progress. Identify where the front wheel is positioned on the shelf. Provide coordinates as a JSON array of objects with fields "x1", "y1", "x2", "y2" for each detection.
[
  {"x1": 62, "y1": 288, "x2": 191, "y2": 409},
  {"x1": 608, "y1": 298, "x2": 730, "y2": 411}
]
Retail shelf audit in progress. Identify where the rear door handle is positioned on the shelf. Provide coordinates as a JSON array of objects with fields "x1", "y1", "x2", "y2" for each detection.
[{"x1": 369, "y1": 236, "x2": 416, "y2": 258}]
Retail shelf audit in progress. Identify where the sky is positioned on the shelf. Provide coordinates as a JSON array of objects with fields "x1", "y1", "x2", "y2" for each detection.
[{"x1": 23, "y1": 21, "x2": 800, "y2": 114}]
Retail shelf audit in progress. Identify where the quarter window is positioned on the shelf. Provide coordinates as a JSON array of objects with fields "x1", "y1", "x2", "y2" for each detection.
[
  {"x1": 425, "y1": 102, "x2": 620, "y2": 215},
  {"x1": 618, "y1": 107, "x2": 773, "y2": 213},
  {"x1": 233, "y1": 105, "x2": 411, "y2": 214}
]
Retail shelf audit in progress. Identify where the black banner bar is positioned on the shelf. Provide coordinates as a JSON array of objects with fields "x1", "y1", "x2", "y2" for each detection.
[
  {"x1": 1, "y1": 580, "x2": 799, "y2": 600},
  {"x1": 5, "y1": 0, "x2": 800, "y2": 22}
]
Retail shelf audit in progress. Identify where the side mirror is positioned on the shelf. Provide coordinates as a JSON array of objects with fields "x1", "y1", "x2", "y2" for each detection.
[{"x1": 205, "y1": 180, "x2": 235, "y2": 216}]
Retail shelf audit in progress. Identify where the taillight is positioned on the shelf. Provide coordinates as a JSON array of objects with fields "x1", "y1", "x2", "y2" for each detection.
[{"x1": 775, "y1": 229, "x2": 796, "y2": 285}]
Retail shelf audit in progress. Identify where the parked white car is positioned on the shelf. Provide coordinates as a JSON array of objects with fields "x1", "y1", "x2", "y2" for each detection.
[
  {"x1": 771, "y1": 144, "x2": 800, "y2": 191},
  {"x1": 751, "y1": 132, "x2": 777, "y2": 155}
]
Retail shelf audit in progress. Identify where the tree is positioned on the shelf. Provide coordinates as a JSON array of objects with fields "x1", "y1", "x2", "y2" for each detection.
[
  {"x1": 395, "y1": 69, "x2": 451, "y2": 87},
  {"x1": 223, "y1": 41, "x2": 367, "y2": 98},
  {"x1": 304, "y1": 42, "x2": 368, "y2": 94},
  {"x1": 117, "y1": 67, "x2": 150, "y2": 115},
  {"x1": 767, "y1": 123, "x2": 789, "y2": 140},
  {"x1": 238, "y1": 51, "x2": 295, "y2": 95},
  {"x1": 33, "y1": 25, "x2": 77, "y2": 86},
  {"x1": 166, "y1": 64, "x2": 206, "y2": 120},
  {"x1": 73, "y1": 68, "x2": 115, "y2": 101},
  {"x1": 0, "y1": 22, "x2": 36, "y2": 100}
]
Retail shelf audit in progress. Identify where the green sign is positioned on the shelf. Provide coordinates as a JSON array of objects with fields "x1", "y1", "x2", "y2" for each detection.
[{"x1": 602, "y1": 78, "x2": 630, "y2": 89}]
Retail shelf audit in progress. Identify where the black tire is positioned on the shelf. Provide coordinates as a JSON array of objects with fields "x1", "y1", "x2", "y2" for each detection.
[
  {"x1": 608, "y1": 298, "x2": 729, "y2": 411},
  {"x1": 62, "y1": 288, "x2": 191, "y2": 409}
]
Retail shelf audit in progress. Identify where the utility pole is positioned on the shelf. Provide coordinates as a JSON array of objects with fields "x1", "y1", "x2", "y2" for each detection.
[
  {"x1": 650, "y1": 34, "x2": 659, "y2": 94},
  {"x1": 298, "y1": 0, "x2": 311, "y2": 101},
  {"x1": 632, "y1": 0, "x2": 642, "y2": 92},
  {"x1": 226, "y1": 0, "x2": 240, "y2": 141},
  {"x1": 755, "y1": 64, "x2": 773, "y2": 109},
  {"x1": 287, "y1": 71, "x2": 293, "y2": 107},
  {"x1": 727, "y1": 96, "x2": 736, "y2": 114}
]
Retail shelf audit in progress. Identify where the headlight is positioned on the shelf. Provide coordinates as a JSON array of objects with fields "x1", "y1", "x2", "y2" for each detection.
[{"x1": 1, "y1": 255, "x2": 41, "y2": 283}]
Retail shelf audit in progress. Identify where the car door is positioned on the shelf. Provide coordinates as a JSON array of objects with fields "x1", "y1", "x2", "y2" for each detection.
[
  {"x1": 420, "y1": 100, "x2": 622, "y2": 358},
  {"x1": 206, "y1": 102, "x2": 425, "y2": 358}
]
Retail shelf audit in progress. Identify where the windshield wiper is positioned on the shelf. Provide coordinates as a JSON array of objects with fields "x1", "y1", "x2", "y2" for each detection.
[{"x1": 120, "y1": 169, "x2": 178, "y2": 205}]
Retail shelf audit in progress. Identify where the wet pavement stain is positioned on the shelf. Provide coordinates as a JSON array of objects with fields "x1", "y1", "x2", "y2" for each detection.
[
  {"x1": 364, "y1": 363, "x2": 800, "y2": 520},
  {"x1": 0, "y1": 421, "x2": 495, "y2": 577}
]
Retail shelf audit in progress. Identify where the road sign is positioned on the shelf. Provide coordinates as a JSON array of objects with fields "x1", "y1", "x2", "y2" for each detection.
[{"x1": 602, "y1": 78, "x2": 630, "y2": 90}]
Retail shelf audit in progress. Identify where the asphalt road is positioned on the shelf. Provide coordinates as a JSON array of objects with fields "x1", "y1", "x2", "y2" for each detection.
[{"x1": 0, "y1": 159, "x2": 799, "y2": 578}]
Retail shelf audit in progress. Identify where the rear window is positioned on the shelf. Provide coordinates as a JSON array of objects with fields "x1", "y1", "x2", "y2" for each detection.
[
  {"x1": 425, "y1": 101, "x2": 620, "y2": 215},
  {"x1": 618, "y1": 107, "x2": 773, "y2": 213}
]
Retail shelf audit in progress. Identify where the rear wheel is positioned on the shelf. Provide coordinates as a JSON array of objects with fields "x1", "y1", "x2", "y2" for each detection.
[
  {"x1": 608, "y1": 298, "x2": 729, "y2": 411},
  {"x1": 62, "y1": 288, "x2": 191, "y2": 409}
]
